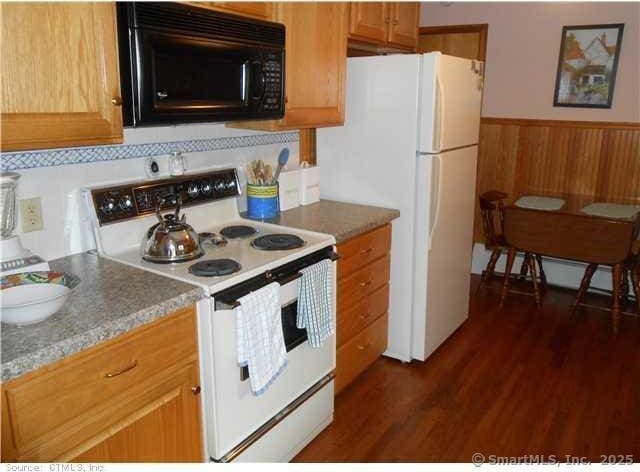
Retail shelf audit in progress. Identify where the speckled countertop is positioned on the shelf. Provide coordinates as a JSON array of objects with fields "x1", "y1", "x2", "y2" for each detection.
[
  {"x1": 1, "y1": 253, "x2": 204, "y2": 382},
  {"x1": 264, "y1": 200, "x2": 400, "y2": 243}
]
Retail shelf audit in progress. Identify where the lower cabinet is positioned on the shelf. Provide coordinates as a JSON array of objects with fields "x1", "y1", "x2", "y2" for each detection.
[
  {"x1": 335, "y1": 224, "x2": 392, "y2": 394},
  {"x1": 1, "y1": 306, "x2": 203, "y2": 462}
]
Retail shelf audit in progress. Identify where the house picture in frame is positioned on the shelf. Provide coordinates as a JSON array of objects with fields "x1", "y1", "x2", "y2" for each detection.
[{"x1": 553, "y1": 23, "x2": 624, "y2": 108}]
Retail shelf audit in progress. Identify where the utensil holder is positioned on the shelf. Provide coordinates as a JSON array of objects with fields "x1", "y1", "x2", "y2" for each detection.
[{"x1": 247, "y1": 184, "x2": 280, "y2": 219}]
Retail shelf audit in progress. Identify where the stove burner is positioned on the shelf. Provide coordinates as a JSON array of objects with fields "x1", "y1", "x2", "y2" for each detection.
[
  {"x1": 198, "y1": 232, "x2": 227, "y2": 247},
  {"x1": 188, "y1": 259, "x2": 241, "y2": 277},
  {"x1": 251, "y1": 234, "x2": 305, "y2": 251},
  {"x1": 220, "y1": 225, "x2": 258, "y2": 239}
]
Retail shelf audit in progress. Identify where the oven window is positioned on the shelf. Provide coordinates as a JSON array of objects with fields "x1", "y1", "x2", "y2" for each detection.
[{"x1": 142, "y1": 33, "x2": 251, "y2": 112}]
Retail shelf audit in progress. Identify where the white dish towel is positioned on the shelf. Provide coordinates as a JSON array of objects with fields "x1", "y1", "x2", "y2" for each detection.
[
  {"x1": 236, "y1": 282, "x2": 287, "y2": 396},
  {"x1": 297, "y1": 259, "x2": 334, "y2": 348}
]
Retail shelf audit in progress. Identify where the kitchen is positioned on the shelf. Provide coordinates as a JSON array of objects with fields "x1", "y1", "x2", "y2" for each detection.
[{"x1": 1, "y1": 0, "x2": 639, "y2": 466}]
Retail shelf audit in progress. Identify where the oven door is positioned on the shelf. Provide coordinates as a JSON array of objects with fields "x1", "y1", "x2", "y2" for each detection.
[
  {"x1": 206, "y1": 275, "x2": 336, "y2": 461},
  {"x1": 129, "y1": 29, "x2": 283, "y2": 125}
]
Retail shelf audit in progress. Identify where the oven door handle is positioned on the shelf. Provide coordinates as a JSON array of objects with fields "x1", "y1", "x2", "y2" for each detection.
[{"x1": 215, "y1": 251, "x2": 339, "y2": 310}]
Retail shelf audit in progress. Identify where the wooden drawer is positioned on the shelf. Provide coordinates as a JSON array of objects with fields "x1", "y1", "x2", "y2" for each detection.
[
  {"x1": 337, "y1": 284, "x2": 389, "y2": 347},
  {"x1": 336, "y1": 313, "x2": 388, "y2": 394},
  {"x1": 2, "y1": 306, "x2": 197, "y2": 460},
  {"x1": 338, "y1": 254, "x2": 390, "y2": 313},
  {"x1": 338, "y1": 224, "x2": 391, "y2": 279}
]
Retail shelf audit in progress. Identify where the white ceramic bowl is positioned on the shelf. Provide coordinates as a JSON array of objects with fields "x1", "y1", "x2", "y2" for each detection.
[{"x1": 1, "y1": 272, "x2": 80, "y2": 326}]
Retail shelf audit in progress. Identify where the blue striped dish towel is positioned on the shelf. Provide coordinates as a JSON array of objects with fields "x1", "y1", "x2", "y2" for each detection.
[
  {"x1": 236, "y1": 282, "x2": 288, "y2": 396},
  {"x1": 297, "y1": 259, "x2": 334, "y2": 347}
]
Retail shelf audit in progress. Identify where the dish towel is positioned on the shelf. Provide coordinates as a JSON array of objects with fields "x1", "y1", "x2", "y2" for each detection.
[
  {"x1": 297, "y1": 259, "x2": 334, "y2": 348},
  {"x1": 236, "y1": 282, "x2": 288, "y2": 396}
]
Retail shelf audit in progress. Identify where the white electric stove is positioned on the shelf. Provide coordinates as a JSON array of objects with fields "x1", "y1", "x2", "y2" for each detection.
[{"x1": 84, "y1": 168, "x2": 336, "y2": 462}]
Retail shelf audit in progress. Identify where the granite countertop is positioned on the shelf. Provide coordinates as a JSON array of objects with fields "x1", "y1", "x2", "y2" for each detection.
[
  {"x1": 265, "y1": 199, "x2": 400, "y2": 243},
  {"x1": 1, "y1": 253, "x2": 204, "y2": 382}
]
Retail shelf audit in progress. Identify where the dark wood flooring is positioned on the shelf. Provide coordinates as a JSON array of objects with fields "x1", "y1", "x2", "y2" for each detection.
[{"x1": 295, "y1": 276, "x2": 640, "y2": 462}]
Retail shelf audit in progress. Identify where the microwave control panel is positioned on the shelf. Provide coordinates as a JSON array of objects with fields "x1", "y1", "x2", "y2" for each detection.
[{"x1": 262, "y1": 53, "x2": 283, "y2": 112}]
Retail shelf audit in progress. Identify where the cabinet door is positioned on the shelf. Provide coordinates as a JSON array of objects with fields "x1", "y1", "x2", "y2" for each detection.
[
  {"x1": 387, "y1": 2, "x2": 419, "y2": 49},
  {"x1": 72, "y1": 362, "x2": 203, "y2": 462},
  {"x1": 278, "y1": 2, "x2": 347, "y2": 128},
  {"x1": 0, "y1": 2, "x2": 123, "y2": 151},
  {"x1": 348, "y1": 2, "x2": 389, "y2": 44}
]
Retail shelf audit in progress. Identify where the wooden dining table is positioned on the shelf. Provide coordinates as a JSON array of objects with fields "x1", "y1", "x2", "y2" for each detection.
[{"x1": 500, "y1": 193, "x2": 640, "y2": 333}]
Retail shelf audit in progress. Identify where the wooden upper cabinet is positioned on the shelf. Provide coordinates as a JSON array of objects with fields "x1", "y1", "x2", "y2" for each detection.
[
  {"x1": 387, "y1": 2, "x2": 420, "y2": 49},
  {"x1": 348, "y1": 2, "x2": 389, "y2": 44},
  {"x1": 230, "y1": 2, "x2": 348, "y2": 130},
  {"x1": 186, "y1": 2, "x2": 274, "y2": 20},
  {"x1": 0, "y1": 2, "x2": 123, "y2": 151},
  {"x1": 347, "y1": 2, "x2": 419, "y2": 51}
]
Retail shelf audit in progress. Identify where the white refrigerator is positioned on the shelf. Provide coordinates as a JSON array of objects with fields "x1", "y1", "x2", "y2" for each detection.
[{"x1": 317, "y1": 52, "x2": 483, "y2": 362}]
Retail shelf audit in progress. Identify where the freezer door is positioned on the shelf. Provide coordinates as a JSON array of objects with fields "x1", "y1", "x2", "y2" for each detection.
[
  {"x1": 412, "y1": 145, "x2": 478, "y2": 361},
  {"x1": 419, "y1": 52, "x2": 483, "y2": 153}
]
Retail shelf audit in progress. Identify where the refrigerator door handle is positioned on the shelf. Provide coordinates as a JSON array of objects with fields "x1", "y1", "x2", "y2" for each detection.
[
  {"x1": 428, "y1": 154, "x2": 443, "y2": 251},
  {"x1": 433, "y1": 74, "x2": 445, "y2": 153}
]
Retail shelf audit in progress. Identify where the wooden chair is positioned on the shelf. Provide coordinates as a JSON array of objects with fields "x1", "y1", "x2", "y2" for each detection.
[
  {"x1": 573, "y1": 241, "x2": 640, "y2": 315},
  {"x1": 501, "y1": 206, "x2": 636, "y2": 334},
  {"x1": 476, "y1": 190, "x2": 546, "y2": 294}
]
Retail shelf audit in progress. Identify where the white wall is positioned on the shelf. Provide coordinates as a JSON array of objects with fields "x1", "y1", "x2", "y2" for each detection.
[
  {"x1": 420, "y1": 2, "x2": 640, "y2": 122},
  {"x1": 11, "y1": 124, "x2": 298, "y2": 261}
]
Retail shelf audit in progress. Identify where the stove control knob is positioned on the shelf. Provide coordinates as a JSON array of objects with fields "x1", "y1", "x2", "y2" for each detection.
[
  {"x1": 200, "y1": 181, "x2": 213, "y2": 195},
  {"x1": 226, "y1": 179, "x2": 237, "y2": 191},
  {"x1": 187, "y1": 183, "x2": 199, "y2": 198},
  {"x1": 213, "y1": 179, "x2": 226, "y2": 192},
  {"x1": 100, "y1": 196, "x2": 116, "y2": 214},
  {"x1": 119, "y1": 195, "x2": 133, "y2": 211}
]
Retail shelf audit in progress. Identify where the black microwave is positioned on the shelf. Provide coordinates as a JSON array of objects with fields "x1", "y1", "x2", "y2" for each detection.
[{"x1": 116, "y1": 2, "x2": 285, "y2": 126}]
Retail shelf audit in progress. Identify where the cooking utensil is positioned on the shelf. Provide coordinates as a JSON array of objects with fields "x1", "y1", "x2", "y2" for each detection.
[
  {"x1": 272, "y1": 148, "x2": 289, "y2": 184},
  {"x1": 264, "y1": 164, "x2": 274, "y2": 184},
  {"x1": 142, "y1": 194, "x2": 203, "y2": 263}
]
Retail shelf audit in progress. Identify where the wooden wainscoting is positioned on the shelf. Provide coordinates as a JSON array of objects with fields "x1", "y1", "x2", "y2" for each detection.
[{"x1": 474, "y1": 117, "x2": 640, "y2": 242}]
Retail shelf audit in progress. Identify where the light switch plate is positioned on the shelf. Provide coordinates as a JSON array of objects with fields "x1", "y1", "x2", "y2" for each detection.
[{"x1": 20, "y1": 197, "x2": 44, "y2": 232}]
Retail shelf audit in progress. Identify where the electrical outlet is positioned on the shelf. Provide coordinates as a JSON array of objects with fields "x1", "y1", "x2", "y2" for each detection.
[{"x1": 20, "y1": 197, "x2": 44, "y2": 233}]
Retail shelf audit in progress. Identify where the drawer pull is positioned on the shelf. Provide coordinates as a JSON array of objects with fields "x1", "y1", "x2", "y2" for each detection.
[
  {"x1": 357, "y1": 342, "x2": 372, "y2": 351},
  {"x1": 359, "y1": 312, "x2": 372, "y2": 320},
  {"x1": 191, "y1": 385, "x2": 201, "y2": 395},
  {"x1": 360, "y1": 278, "x2": 373, "y2": 288},
  {"x1": 104, "y1": 360, "x2": 138, "y2": 378},
  {"x1": 359, "y1": 247, "x2": 374, "y2": 256}
]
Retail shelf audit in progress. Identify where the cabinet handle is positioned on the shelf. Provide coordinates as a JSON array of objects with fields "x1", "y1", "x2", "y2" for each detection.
[
  {"x1": 191, "y1": 385, "x2": 201, "y2": 395},
  {"x1": 385, "y1": 17, "x2": 391, "y2": 24},
  {"x1": 111, "y1": 96, "x2": 123, "y2": 106},
  {"x1": 359, "y1": 312, "x2": 372, "y2": 320},
  {"x1": 392, "y1": 19, "x2": 399, "y2": 25},
  {"x1": 359, "y1": 247, "x2": 374, "y2": 256},
  {"x1": 357, "y1": 341, "x2": 372, "y2": 351},
  {"x1": 104, "y1": 360, "x2": 138, "y2": 378},
  {"x1": 360, "y1": 278, "x2": 373, "y2": 287},
  {"x1": 360, "y1": 278, "x2": 373, "y2": 288}
]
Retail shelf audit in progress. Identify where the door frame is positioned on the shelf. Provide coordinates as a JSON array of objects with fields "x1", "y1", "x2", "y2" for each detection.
[{"x1": 418, "y1": 24, "x2": 488, "y2": 61}]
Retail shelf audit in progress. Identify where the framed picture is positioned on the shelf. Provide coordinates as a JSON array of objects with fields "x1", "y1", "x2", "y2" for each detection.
[{"x1": 553, "y1": 23, "x2": 624, "y2": 108}]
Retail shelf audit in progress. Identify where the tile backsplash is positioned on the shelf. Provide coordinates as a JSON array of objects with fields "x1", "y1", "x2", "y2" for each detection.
[{"x1": 2, "y1": 123, "x2": 299, "y2": 261}]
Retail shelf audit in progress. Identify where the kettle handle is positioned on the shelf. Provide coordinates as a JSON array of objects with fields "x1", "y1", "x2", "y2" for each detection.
[{"x1": 155, "y1": 193, "x2": 181, "y2": 226}]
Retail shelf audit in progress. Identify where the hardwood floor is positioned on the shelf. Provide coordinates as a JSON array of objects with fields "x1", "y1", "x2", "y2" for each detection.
[{"x1": 295, "y1": 276, "x2": 640, "y2": 462}]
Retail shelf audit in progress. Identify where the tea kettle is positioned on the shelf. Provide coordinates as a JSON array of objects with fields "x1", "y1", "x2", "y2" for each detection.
[{"x1": 142, "y1": 194, "x2": 203, "y2": 263}]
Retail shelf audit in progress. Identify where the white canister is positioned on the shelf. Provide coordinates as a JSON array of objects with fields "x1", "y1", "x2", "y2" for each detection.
[
  {"x1": 278, "y1": 169, "x2": 301, "y2": 211},
  {"x1": 299, "y1": 165, "x2": 320, "y2": 206}
]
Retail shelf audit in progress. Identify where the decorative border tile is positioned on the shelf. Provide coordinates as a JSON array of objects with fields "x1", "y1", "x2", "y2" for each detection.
[{"x1": 0, "y1": 132, "x2": 299, "y2": 171}]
